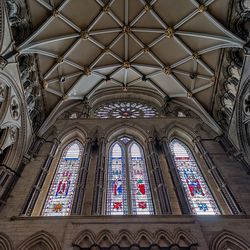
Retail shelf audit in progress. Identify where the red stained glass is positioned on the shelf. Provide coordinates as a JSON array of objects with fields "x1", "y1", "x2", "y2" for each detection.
[
  {"x1": 170, "y1": 139, "x2": 220, "y2": 215},
  {"x1": 42, "y1": 141, "x2": 84, "y2": 216}
]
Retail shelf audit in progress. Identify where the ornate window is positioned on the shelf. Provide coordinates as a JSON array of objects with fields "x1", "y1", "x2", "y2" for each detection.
[
  {"x1": 106, "y1": 137, "x2": 154, "y2": 215},
  {"x1": 170, "y1": 139, "x2": 220, "y2": 215},
  {"x1": 42, "y1": 140, "x2": 84, "y2": 216},
  {"x1": 94, "y1": 101, "x2": 159, "y2": 119}
]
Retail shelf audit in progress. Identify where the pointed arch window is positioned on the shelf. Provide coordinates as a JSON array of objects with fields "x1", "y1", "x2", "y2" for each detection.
[
  {"x1": 106, "y1": 137, "x2": 154, "y2": 215},
  {"x1": 42, "y1": 140, "x2": 84, "y2": 216},
  {"x1": 170, "y1": 139, "x2": 220, "y2": 215}
]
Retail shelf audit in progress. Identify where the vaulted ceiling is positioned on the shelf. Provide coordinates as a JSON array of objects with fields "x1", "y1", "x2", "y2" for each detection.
[{"x1": 19, "y1": 0, "x2": 245, "y2": 134}]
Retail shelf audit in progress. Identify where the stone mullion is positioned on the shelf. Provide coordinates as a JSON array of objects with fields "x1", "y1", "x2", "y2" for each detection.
[
  {"x1": 147, "y1": 137, "x2": 171, "y2": 214},
  {"x1": 92, "y1": 137, "x2": 106, "y2": 215},
  {"x1": 161, "y1": 138, "x2": 190, "y2": 214},
  {"x1": 22, "y1": 138, "x2": 60, "y2": 216},
  {"x1": 71, "y1": 138, "x2": 92, "y2": 215},
  {"x1": 193, "y1": 137, "x2": 244, "y2": 215}
]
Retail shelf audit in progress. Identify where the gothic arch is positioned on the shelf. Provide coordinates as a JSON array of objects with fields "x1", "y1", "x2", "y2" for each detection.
[
  {"x1": 0, "y1": 232, "x2": 13, "y2": 250},
  {"x1": 165, "y1": 124, "x2": 197, "y2": 146},
  {"x1": 210, "y1": 230, "x2": 250, "y2": 250},
  {"x1": 44, "y1": 123, "x2": 88, "y2": 143},
  {"x1": 173, "y1": 229, "x2": 197, "y2": 247},
  {"x1": 57, "y1": 125, "x2": 88, "y2": 145},
  {"x1": 165, "y1": 125, "x2": 201, "y2": 161},
  {"x1": 89, "y1": 88, "x2": 164, "y2": 109},
  {"x1": 72, "y1": 229, "x2": 197, "y2": 249},
  {"x1": 96, "y1": 230, "x2": 115, "y2": 247},
  {"x1": 37, "y1": 100, "x2": 83, "y2": 137},
  {"x1": 105, "y1": 123, "x2": 148, "y2": 145},
  {"x1": 17, "y1": 231, "x2": 61, "y2": 250},
  {"x1": 73, "y1": 230, "x2": 96, "y2": 248},
  {"x1": 164, "y1": 125, "x2": 225, "y2": 215},
  {"x1": 116, "y1": 230, "x2": 134, "y2": 246},
  {"x1": 134, "y1": 230, "x2": 154, "y2": 246}
]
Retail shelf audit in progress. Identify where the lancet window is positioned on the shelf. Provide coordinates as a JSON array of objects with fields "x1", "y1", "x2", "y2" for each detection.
[
  {"x1": 42, "y1": 140, "x2": 84, "y2": 216},
  {"x1": 170, "y1": 139, "x2": 220, "y2": 215},
  {"x1": 106, "y1": 137, "x2": 154, "y2": 215}
]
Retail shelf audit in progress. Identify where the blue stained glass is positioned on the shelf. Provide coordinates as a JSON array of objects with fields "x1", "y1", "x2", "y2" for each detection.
[
  {"x1": 106, "y1": 143, "x2": 128, "y2": 215},
  {"x1": 170, "y1": 139, "x2": 220, "y2": 215},
  {"x1": 42, "y1": 140, "x2": 83, "y2": 216},
  {"x1": 106, "y1": 139, "x2": 154, "y2": 215},
  {"x1": 129, "y1": 143, "x2": 154, "y2": 215}
]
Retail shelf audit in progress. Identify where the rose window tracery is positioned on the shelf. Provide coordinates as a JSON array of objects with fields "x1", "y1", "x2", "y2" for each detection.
[
  {"x1": 94, "y1": 101, "x2": 159, "y2": 119},
  {"x1": 0, "y1": 83, "x2": 7, "y2": 101},
  {"x1": 10, "y1": 96, "x2": 20, "y2": 120}
]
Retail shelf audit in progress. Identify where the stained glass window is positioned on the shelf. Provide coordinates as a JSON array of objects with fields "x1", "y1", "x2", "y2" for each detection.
[
  {"x1": 42, "y1": 140, "x2": 84, "y2": 216},
  {"x1": 129, "y1": 143, "x2": 154, "y2": 215},
  {"x1": 94, "y1": 101, "x2": 159, "y2": 119},
  {"x1": 170, "y1": 139, "x2": 220, "y2": 215},
  {"x1": 106, "y1": 138, "x2": 154, "y2": 215},
  {"x1": 106, "y1": 143, "x2": 127, "y2": 215}
]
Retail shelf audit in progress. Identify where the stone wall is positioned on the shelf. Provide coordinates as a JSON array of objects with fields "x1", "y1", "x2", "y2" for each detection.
[{"x1": 0, "y1": 118, "x2": 249, "y2": 249}]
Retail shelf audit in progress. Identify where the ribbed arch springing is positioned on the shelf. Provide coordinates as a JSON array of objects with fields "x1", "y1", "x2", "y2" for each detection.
[
  {"x1": 170, "y1": 139, "x2": 220, "y2": 215},
  {"x1": 42, "y1": 140, "x2": 84, "y2": 216},
  {"x1": 106, "y1": 137, "x2": 154, "y2": 215}
]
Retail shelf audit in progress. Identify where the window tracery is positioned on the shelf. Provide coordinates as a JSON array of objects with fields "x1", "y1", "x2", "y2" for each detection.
[
  {"x1": 41, "y1": 140, "x2": 84, "y2": 216},
  {"x1": 170, "y1": 139, "x2": 220, "y2": 215},
  {"x1": 106, "y1": 137, "x2": 154, "y2": 215},
  {"x1": 94, "y1": 101, "x2": 159, "y2": 119}
]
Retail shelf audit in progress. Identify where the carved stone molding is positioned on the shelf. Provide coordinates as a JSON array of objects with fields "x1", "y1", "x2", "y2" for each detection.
[
  {"x1": 236, "y1": 76, "x2": 250, "y2": 164},
  {"x1": 17, "y1": 231, "x2": 61, "y2": 250},
  {"x1": 5, "y1": 0, "x2": 30, "y2": 43},
  {"x1": 209, "y1": 230, "x2": 250, "y2": 250},
  {"x1": 73, "y1": 229, "x2": 197, "y2": 249},
  {"x1": 0, "y1": 232, "x2": 13, "y2": 250},
  {"x1": 10, "y1": 96, "x2": 20, "y2": 121},
  {"x1": 0, "y1": 0, "x2": 3, "y2": 50}
]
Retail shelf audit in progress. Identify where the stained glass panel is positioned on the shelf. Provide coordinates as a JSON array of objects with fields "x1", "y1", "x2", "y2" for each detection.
[
  {"x1": 42, "y1": 141, "x2": 83, "y2": 216},
  {"x1": 106, "y1": 140, "x2": 154, "y2": 215},
  {"x1": 106, "y1": 143, "x2": 128, "y2": 215},
  {"x1": 170, "y1": 139, "x2": 220, "y2": 215},
  {"x1": 129, "y1": 143, "x2": 154, "y2": 215}
]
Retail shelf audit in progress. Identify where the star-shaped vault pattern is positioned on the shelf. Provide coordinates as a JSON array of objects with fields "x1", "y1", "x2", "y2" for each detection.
[{"x1": 19, "y1": 0, "x2": 245, "y2": 134}]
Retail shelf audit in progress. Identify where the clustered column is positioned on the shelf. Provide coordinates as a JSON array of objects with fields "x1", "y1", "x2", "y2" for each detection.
[
  {"x1": 22, "y1": 138, "x2": 60, "y2": 216},
  {"x1": 193, "y1": 136, "x2": 243, "y2": 215},
  {"x1": 92, "y1": 136, "x2": 106, "y2": 215},
  {"x1": 72, "y1": 137, "x2": 93, "y2": 215},
  {"x1": 146, "y1": 136, "x2": 171, "y2": 214},
  {"x1": 161, "y1": 137, "x2": 190, "y2": 214}
]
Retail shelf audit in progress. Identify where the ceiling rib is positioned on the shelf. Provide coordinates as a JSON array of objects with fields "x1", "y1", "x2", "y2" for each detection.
[{"x1": 16, "y1": 0, "x2": 245, "y2": 136}]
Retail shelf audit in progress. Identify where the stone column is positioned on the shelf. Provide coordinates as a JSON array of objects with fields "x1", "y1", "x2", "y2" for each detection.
[
  {"x1": 71, "y1": 137, "x2": 92, "y2": 215},
  {"x1": 0, "y1": 164, "x2": 20, "y2": 209},
  {"x1": 193, "y1": 136, "x2": 243, "y2": 215},
  {"x1": 28, "y1": 136, "x2": 45, "y2": 157},
  {"x1": 216, "y1": 135, "x2": 250, "y2": 174},
  {"x1": 92, "y1": 136, "x2": 106, "y2": 215},
  {"x1": 147, "y1": 136, "x2": 171, "y2": 214},
  {"x1": 161, "y1": 137, "x2": 190, "y2": 214},
  {"x1": 22, "y1": 138, "x2": 60, "y2": 215}
]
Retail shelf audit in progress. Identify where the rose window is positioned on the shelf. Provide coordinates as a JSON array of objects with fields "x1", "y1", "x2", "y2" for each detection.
[{"x1": 94, "y1": 101, "x2": 159, "y2": 119}]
